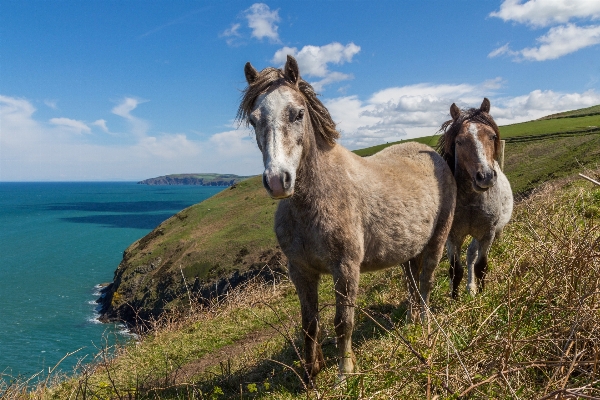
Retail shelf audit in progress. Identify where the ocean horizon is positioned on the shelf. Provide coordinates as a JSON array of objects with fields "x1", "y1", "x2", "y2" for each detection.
[{"x1": 0, "y1": 182, "x2": 223, "y2": 381}]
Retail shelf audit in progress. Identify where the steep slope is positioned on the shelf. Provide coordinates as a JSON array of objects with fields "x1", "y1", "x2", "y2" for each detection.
[{"x1": 98, "y1": 176, "x2": 285, "y2": 325}]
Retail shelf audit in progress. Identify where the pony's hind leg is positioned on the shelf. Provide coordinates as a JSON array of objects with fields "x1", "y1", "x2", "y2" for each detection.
[
  {"x1": 417, "y1": 198, "x2": 454, "y2": 321},
  {"x1": 447, "y1": 239, "x2": 464, "y2": 299},
  {"x1": 332, "y1": 262, "x2": 360, "y2": 379},
  {"x1": 288, "y1": 263, "x2": 324, "y2": 387}
]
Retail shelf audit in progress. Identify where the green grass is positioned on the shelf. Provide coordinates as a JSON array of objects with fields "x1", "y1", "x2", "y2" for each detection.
[
  {"x1": 499, "y1": 114, "x2": 600, "y2": 139},
  {"x1": 353, "y1": 135, "x2": 440, "y2": 157},
  {"x1": 504, "y1": 134, "x2": 600, "y2": 195},
  {"x1": 539, "y1": 104, "x2": 600, "y2": 119}
]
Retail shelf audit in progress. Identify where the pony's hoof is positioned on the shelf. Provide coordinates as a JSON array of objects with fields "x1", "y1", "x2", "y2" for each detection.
[
  {"x1": 301, "y1": 374, "x2": 318, "y2": 392},
  {"x1": 338, "y1": 354, "x2": 355, "y2": 375},
  {"x1": 335, "y1": 373, "x2": 348, "y2": 389},
  {"x1": 405, "y1": 309, "x2": 419, "y2": 324},
  {"x1": 466, "y1": 284, "x2": 478, "y2": 296}
]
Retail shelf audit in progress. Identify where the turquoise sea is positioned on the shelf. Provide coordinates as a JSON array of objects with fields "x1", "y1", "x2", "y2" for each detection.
[{"x1": 0, "y1": 182, "x2": 223, "y2": 380}]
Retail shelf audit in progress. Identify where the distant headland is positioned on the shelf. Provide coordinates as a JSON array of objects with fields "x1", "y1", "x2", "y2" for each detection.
[{"x1": 138, "y1": 173, "x2": 252, "y2": 186}]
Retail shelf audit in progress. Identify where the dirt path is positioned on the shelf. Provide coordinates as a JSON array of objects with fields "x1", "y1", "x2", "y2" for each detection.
[{"x1": 171, "y1": 328, "x2": 278, "y2": 384}]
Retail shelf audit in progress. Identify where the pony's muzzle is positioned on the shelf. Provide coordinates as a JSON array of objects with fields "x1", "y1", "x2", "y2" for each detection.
[
  {"x1": 263, "y1": 169, "x2": 294, "y2": 199},
  {"x1": 474, "y1": 169, "x2": 497, "y2": 190}
]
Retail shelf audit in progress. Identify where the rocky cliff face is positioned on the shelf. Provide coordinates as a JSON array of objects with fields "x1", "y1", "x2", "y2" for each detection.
[{"x1": 97, "y1": 176, "x2": 286, "y2": 327}]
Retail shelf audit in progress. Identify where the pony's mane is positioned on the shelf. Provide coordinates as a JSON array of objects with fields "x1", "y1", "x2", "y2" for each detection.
[
  {"x1": 436, "y1": 107, "x2": 501, "y2": 172},
  {"x1": 237, "y1": 67, "x2": 339, "y2": 145}
]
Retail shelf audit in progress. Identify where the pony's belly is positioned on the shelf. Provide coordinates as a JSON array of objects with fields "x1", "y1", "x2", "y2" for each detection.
[{"x1": 360, "y1": 241, "x2": 424, "y2": 271}]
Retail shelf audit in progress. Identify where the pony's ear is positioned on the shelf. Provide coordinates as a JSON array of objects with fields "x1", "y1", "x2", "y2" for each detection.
[
  {"x1": 450, "y1": 103, "x2": 460, "y2": 120},
  {"x1": 284, "y1": 55, "x2": 300, "y2": 85},
  {"x1": 244, "y1": 62, "x2": 259, "y2": 85},
  {"x1": 480, "y1": 98, "x2": 491, "y2": 113}
]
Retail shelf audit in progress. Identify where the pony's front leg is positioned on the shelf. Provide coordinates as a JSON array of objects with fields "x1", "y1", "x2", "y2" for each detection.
[
  {"x1": 447, "y1": 239, "x2": 464, "y2": 299},
  {"x1": 288, "y1": 263, "x2": 323, "y2": 387},
  {"x1": 466, "y1": 234, "x2": 494, "y2": 294},
  {"x1": 333, "y1": 263, "x2": 359, "y2": 380}
]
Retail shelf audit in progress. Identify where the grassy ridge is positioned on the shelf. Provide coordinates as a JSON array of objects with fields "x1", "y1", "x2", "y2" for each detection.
[
  {"x1": 539, "y1": 104, "x2": 600, "y2": 119},
  {"x1": 353, "y1": 111, "x2": 600, "y2": 157},
  {"x1": 500, "y1": 114, "x2": 600, "y2": 139}
]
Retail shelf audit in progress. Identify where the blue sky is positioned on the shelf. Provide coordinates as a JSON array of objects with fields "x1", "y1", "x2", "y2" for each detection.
[{"x1": 2, "y1": 0, "x2": 600, "y2": 181}]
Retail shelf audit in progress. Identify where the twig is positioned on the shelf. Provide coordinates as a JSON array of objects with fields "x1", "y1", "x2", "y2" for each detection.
[{"x1": 579, "y1": 173, "x2": 600, "y2": 186}]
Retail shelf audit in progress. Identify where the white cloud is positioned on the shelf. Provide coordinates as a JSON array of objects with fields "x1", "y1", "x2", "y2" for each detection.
[
  {"x1": 222, "y1": 23, "x2": 241, "y2": 37},
  {"x1": 325, "y1": 82, "x2": 493, "y2": 148},
  {"x1": 491, "y1": 24, "x2": 600, "y2": 61},
  {"x1": 492, "y1": 89, "x2": 600, "y2": 124},
  {"x1": 4, "y1": 85, "x2": 597, "y2": 181},
  {"x1": 44, "y1": 99, "x2": 58, "y2": 110},
  {"x1": 220, "y1": 23, "x2": 242, "y2": 46},
  {"x1": 488, "y1": 43, "x2": 515, "y2": 58},
  {"x1": 0, "y1": 95, "x2": 263, "y2": 181},
  {"x1": 112, "y1": 97, "x2": 143, "y2": 120},
  {"x1": 520, "y1": 24, "x2": 600, "y2": 61},
  {"x1": 138, "y1": 134, "x2": 201, "y2": 159},
  {"x1": 92, "y1": 119, "x2": 109, "y2": 133},
  {"x1": 111, "y1": 97, "x2": 150, "y2": 137},
  {"x1": 323, "y1": 80, "x2": 600, "y2": 149},
  {"x1": 244, "y1": 3, "x2": 280, "y2": 43},
  {"x1": 49, "y1": 117, "x2": 92, "y2": 134},
  {"x1": 490, "y1": 1, "x2": 600, "y2": 61},
  {"x1": 272, "y1": 42, "x2": 361, "y2": 91},
  {"x1": 490, "y1": 0, "x2": 600, "y2": 28}
]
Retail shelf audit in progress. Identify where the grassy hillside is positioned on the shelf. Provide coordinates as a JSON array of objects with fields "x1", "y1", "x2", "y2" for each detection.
[
  {"x1": 355, "y1": 111, "x2": 600, "y2": 195},
  {"x1": 355, "y1": 111, "x2": 600, "y2": 157},
  {"x1": 539, "y1": 104, "x2": 600, "y2": 119},
  {"x1": 98, "y1": 176, "x2": 283, "y2": 324},
  {"x1": 16, "y1": 172, "x2": 600, "y2": 399}
]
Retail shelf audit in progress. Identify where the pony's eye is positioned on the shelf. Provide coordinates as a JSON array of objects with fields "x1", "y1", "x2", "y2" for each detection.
[
  {"x1": 295, "y1": 109, "x2": 305, "y2": 122},
  {"x1": 491, "y1": 135, "x2": 497, "y2": 141},
  {"x1": 248, "y1": 119, "x2": 256, "y2": 128}
]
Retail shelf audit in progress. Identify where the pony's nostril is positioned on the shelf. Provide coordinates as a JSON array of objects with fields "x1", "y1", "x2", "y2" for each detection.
[
  {"x1": 493, "y1": 169, "x2": 497, "y2": 178},
  {"x1": 476, "y1": 171, "x2": 485, "y2": 182},
  {"x1": 283, "y1": 171, "x2": 292, "y2": 189},
  {"x1": 262, "y1": 174, "x2": 271, "y2": 191}
]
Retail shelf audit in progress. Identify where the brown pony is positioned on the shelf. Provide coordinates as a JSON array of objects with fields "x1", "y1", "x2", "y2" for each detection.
[
  {"x1": 238, "y1": 56, "x2": 456, "y2": 385},
  {"x1": 438, "y1": 99, "x2": 513, "y2": 298}
]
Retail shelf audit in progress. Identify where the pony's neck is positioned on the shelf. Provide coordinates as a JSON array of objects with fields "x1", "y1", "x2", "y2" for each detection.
[
  {"x1": 290, "y1": 122, "x2": 337, "y2": 206},
  {"x1": 454, "y1": 164, "x2": 473, "y2": 193}
]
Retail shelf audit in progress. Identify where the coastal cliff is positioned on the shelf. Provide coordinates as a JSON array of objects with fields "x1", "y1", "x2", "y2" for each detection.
[
  {"x1": 138, "y1": 173, "x2": 251, "y2": 186},
  {"x1": 98, "y1": 176, "x2": 286, "y2": 327}
]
